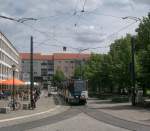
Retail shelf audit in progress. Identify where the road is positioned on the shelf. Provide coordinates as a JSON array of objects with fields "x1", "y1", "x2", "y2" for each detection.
[{"x1": 0, "y1": 96, "x2": 150, "y2": 131}]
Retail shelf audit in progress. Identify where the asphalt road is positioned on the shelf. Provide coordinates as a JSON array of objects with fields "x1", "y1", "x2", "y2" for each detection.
[{"x1": 0, "y1": 96, "x2": 150, "y2": 131}]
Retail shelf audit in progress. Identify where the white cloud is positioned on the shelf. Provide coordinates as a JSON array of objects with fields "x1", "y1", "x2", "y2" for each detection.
[
  {"x1": 132, "y1": 0, "x2": 150, "y2": 5},
  {"x1": 0, "y1": 0, "x2": 149, "y2": 53}
]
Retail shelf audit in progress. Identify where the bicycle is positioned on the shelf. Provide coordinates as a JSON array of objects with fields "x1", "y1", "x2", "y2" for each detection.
[{"x1": 8, "y1": 100, "x2": 21, "y2": 110}]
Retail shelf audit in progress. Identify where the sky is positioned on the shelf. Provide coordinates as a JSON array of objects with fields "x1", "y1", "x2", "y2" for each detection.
[{"x1": 0, "y1": 0, "x2": 150, "y2": 54}]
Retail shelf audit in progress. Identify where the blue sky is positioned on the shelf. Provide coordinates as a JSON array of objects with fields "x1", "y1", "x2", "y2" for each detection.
[{"x1": 0, "y1": 0, "x2": 150, "y2": 53}]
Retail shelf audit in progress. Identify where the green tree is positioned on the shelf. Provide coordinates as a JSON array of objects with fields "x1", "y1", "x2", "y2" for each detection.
[
  {"x1": 73, "y1": 13, "x2": 150, "y2": 97},
  {"x1": 74, "y1": 54, "x2": 103, "y2": 93},
  {"x1": 98, "y1": 54, "x2": 113, "y2": 93},
  {"x1": 109, "y1": 34, "x2": 132, "y2": 93},
  {"x1": 52, "y1": 69, "x2": 65, "y2": 86},
  {"x1": 78, "y1": 35, "x2": 133, "y2": 95},
  {"x1": 136, "y1": 13, "x2": 150, "y2": 89}
]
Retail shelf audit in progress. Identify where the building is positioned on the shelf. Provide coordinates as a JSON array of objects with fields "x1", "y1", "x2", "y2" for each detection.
[
  {"x1": 20, "y1": 52, "x2": 90, "y2": 87},
  {"x1": 20, "y1": 53, "x2": 54, "y2": 88},
  {"x1": 53, "y1": 53, "x2": 90, "y2": 78},
  {"x1": 0, "y1": 32, "x2": 20, "y2": 80}
]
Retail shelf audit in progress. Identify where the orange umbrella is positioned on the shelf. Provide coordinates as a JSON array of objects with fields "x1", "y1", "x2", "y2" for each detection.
[
  {"x1": 0, "y1": 80, "x2": 6, "y2": 84},
  {"x1": 2, "y1": 79, "x2": 25, "y2": 86}
]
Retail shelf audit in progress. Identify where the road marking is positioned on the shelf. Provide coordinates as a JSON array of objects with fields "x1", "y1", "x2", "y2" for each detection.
[{"x1": 0, "y1": 105, "x2": 61, "y2": 123}]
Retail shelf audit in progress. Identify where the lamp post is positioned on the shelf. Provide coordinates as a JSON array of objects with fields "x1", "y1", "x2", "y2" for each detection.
[
  {"x1": 12, "y1": 64, "x2": 16, "y2": 110},
  {"x1": 131, "y1": 37, "x2": 136, "y2": 106},
  {"x1": 122, "y1": 16, "x2": 141, "y2": 106}
]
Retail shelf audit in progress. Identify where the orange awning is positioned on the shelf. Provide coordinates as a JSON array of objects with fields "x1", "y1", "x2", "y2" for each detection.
[
  {"x1": 2, "y1": 79, "x2": 25, "y2": 86},
  {"x1": 0, "y1": 80, "x2": 6, "y2": 84}
]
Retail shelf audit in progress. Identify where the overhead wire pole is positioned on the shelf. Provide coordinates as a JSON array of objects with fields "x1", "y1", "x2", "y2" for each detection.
[
  {"x1": 131, "y1": 37, "x2": 136, "y2": 106},
  {"x1": 122, "y1": 16, "x2": 142, "y2": 106},
  {"x1": 30, "y1": 36, "x2": 35, "y2": 109}
]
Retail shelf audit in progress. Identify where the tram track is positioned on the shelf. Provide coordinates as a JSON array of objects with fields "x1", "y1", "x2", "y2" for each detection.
[{"x1": 1, "y1": 95, "x2": 150, "y2": 131}]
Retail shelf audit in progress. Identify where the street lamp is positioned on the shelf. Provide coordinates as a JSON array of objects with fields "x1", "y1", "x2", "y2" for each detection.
[
  {"x1": 12, "y1": 64, "x2": 16, "y2": 110},
  {"x1": 122, "y1": 16, "x2": 141, "y2": 106}
]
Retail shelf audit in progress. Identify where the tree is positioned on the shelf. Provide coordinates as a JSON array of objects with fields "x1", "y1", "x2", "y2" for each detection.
[
  {"x1": 98, "y1": 54, "x2": 113, "y2": 93},
  {"x1": 109, "y1": 34, "x2": 132, "y2": 93},
  {"x1": 77, "y1": 34, "x2": 133, "y2": 95},
  {"x1": 74, "y1": 54, "x2": 103, "y2": 93},
  {"x1": 73, "y1": 13, "x2": 150, "y2": 97},
  {"x1": 52, "y1": 69, "x2": 65, "y2": 86},
  {"x1": 136, "y1": 13, "x2": 150, "y2": 89}
]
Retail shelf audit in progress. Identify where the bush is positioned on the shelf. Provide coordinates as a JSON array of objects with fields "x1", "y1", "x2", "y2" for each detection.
[{"x1": 111, "y1": 96, "x2": 129, "y2": 103}]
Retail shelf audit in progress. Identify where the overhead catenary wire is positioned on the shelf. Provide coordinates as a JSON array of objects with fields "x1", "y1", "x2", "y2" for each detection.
[
  {"x1": 0, "y1": 15, "x2": 37, "y2": 23},
  {"x1": 20, "y1": 22, "x2": 81, "y2": 51},
  {"x1": 81, "y1": 0, "x2": 88, "y2": 12},
  {"x1": 34, "y1": 41, "x2": 81, "y2": 51},
  {"x1": 0, "y1": 8, "x2": 140, "y2": 54},
  {"x1": 84, "y1": 11, "x2": 124, "y2": 19},
  {"x1": 22, "y1": 19, "x2": 138, "y2": 52},
  {"x1": 33, "y1": 22, "x2": 137, "y2": 54},
  {"x1": 73, "y1": 0, "x2": 80, "y2": 15},
  {"x1": 35, "y1": 11, "x2": 73, "y2": 20},
  {"x1": 86, "y1": 21, "x2": 138, "y2": 51}
]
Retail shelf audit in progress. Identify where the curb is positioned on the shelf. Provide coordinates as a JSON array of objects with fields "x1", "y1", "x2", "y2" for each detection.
[{"x1": 0, "y1": 105, "x2": 61, "y2": 123}]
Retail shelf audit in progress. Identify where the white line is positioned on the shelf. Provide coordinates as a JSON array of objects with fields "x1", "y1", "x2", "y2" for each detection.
[{"x1": 0, "y1": 105, "x2": 60, "y2": 123}]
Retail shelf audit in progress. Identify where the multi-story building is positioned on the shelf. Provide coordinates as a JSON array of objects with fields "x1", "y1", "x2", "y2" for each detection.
[
  {"x1": 20, "y1": 53, "x2": 90, "y2": 87},
  {"x1": 20, "y1": 53, "x2": 54, "y2": 87},
  {"x1": 53, "y1": 53, "x2": 90, "y2": 78},
  {"x1": 0, "y1": 32, "x2": 20, "y2": 80}
]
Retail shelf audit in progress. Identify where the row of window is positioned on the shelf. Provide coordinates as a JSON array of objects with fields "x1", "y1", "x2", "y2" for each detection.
[
  {"x1": 57, "y1": 60, "x2": 74, "y2": 64},
  {"x1": 0, "y1": 39, "x2": 19, "y2": 62},
  {"x1": 0, "y1": 64, "x2": 19, "y2": 79},
  {"x1": 0, "y1": 51, "x2": 19, "y2": 69}
]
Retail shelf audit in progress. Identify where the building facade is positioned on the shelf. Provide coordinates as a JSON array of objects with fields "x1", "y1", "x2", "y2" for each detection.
[
  {"x1": 20, "y1": 53, "x2": 90, "y2": 85},
  {"x1": 0, "y1": 32, "x2": 20, "y2": 80},
  {"x1": 20, "y1": 53, "x2": 54, "y2": 87},
  {"x1": 53, "y1": 53, "x2": 90, "y2": 78}
]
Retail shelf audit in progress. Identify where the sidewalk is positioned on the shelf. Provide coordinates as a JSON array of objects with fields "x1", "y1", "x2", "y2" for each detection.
[
  {"x1": 88, "y1": 99, "x2": 150, "y2": 126},
  {"x1": 0, "y1": 90, "x2": 56, "y2": 120}
]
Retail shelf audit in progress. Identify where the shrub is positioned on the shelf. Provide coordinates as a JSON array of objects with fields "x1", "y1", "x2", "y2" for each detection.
[{"x1": 111, "y1": 96, "x2": 129, "y2": 103}]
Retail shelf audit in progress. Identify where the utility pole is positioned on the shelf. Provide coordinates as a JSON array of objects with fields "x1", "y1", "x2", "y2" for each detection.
[
  {"x1": 12, "y1": 65, "x2": 16, "y2": 110},
  {"x1": 131, "y1": 37, "x2": 136, "y2": 106},
  {"x1": 30, "y1": 36, "x2": 34, "y2": 109}
]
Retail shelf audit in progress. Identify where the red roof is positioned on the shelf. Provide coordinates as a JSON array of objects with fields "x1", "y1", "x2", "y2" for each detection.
[
  {"x1": 20, "y1": 53, "x2": 90, "y2": 61},
  {"x1": 20, "y1": 53, "x2": 53, "y2": 61},
  {"x1": 53, "y1": 53, "x2": 90, "y2": 60}
]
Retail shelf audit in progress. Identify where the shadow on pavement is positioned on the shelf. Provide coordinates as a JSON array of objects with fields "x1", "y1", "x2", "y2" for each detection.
[
  {"x1": 88, "y1": 103, "x2": 150, "y2": 113},
  {"x1": 88, "y1": 100, "x2": 114, "y2": 105}
]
